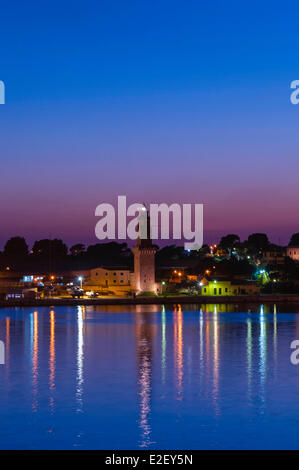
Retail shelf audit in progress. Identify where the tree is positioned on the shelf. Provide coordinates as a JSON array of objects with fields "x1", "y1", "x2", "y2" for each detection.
[
  {"x1": 247, "y1": 233, "x2": 269, "y2": 250},
  {"x1": 289, "y1": 233, "x2": 299, "y2": 246},
  {"x1": 32, "y1": 239, "x2": 68, "y2": 258},
  {"x1": 156, "y1": 245, "x2": 185, "y2": 264},
  {"x1": 219, "y1": 234, "x2": 240, "y2": 255},
  {"x1": 70, "y1": 243, "x2": 85, "y2": 256},
  {"x1": 86, "y1": 242, "x2": 131, "y2": 265},
  {"x1": 4, "y1": 237, "x2": 28, "y2": 257},
  {"x1": 219, "y1": 234, "x2": 240, "y2": 248},
  {"x1": 215, "y1": 258, "x2": 255, "y2": 277}
]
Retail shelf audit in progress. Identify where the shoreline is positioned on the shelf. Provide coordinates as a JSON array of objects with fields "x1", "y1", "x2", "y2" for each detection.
[{"x1": 1, "y1": 294, "x2": 299, "y2": 308}]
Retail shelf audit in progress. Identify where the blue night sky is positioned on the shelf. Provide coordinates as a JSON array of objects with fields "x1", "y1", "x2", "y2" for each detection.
[{"x1": 0, "y1": 0, "x2": 299, "y2": 248}]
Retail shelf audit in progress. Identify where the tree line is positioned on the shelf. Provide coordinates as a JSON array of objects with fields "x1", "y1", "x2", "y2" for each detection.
[{"x1": 0, "y1": 232, "x2": 298, "y2": 272}]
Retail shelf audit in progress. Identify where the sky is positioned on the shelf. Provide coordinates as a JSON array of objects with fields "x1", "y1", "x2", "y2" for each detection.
[{"x1": 0, "y1": 0, "x2": 299, "y2": 249}]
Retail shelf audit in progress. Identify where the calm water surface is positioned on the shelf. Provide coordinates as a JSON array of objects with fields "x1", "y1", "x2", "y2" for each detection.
[{"x1": 0, "y1": 303, "x2": 299, "y2": 450}]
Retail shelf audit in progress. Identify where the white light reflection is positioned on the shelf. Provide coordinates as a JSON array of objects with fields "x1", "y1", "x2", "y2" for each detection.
[
  {"x1": 212, "y1": 305, "x2": 220, "y2": 415},
  {"x1": 138, "y1": 339, "x2": 152, "y2": 447},
  {"x1": 247, "y1": 316, "x2": 252, "y2": 401},
  {"x1": 30, "y1": 311, "x2": 39, "y2": 412},
  {"x1": 76, "y1": 306, "x2": 84, "y2": 412},
  {"x1": 199, "y1": 308, "x2": 204, "y2": 386},
  {"x1": 259, "y1": 304, "x2": 266, "y2": 407},
  {"x1": 49, "y1": 310, "x2": 55, "y2": 413}
]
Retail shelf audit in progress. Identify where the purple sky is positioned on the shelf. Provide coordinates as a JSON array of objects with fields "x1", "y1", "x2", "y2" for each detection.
[{"x1": 0, "y1": 1, "x2": 299, "y2": 249}]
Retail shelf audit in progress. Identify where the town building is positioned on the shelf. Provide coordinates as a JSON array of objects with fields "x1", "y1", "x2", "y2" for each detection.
[
  {"x1": 201, "y1": 277, "x2": 260, "y2": 296},
  {"x1": 262, "y1": 247, "x2": 286, "y2": 265},
  {"x1": 286, "y1": 246, "x2": 299, "y2": 261},
  {"x1": 71, "y1": 211, "x2": 159, "y2": 295},
  {"x1": 89, "y1": 267, "x2": 131, "y2": 287},
  {"x1": 83, "y1": 266, "x2": 132, "y2": 296}
]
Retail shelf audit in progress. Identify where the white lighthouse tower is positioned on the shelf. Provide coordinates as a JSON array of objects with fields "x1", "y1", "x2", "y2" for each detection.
[{"x1": 132, "y1": 209, "x2": 157, "y2": 294}]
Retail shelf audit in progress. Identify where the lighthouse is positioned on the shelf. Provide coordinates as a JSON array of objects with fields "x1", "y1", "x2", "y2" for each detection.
[{"x1": 132, "y1": 208, "x2": 157, "y2": 294}]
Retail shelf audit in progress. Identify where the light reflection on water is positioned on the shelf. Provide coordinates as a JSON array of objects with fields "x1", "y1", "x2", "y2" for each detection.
[
  {"x1": 76, "y1": 306, "x2": 84, "y2": 413},
  {"x1": 1, "y1": 303, "x2": 299, "y2": 449},
  {"x1": 174, "y1": 305, "x2": 183, "y2": 402},
  {"x1": 31, "y1": 311, "x2": 39, "y2": 412}
]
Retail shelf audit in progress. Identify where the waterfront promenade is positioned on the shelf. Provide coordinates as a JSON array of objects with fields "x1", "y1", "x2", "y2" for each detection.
[{"x1": 1, "y1": 294, "x2": 299, "y2": 308}]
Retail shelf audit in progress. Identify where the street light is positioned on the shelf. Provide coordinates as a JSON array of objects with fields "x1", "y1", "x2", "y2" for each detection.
[{"x1": 78, "y1": 276, "x2": 83, "y2": 289}]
